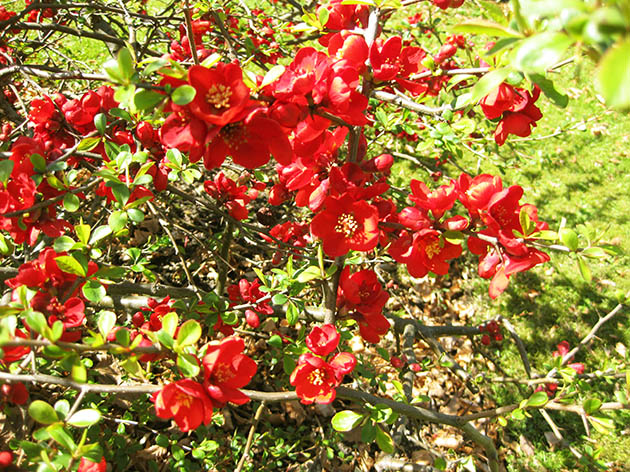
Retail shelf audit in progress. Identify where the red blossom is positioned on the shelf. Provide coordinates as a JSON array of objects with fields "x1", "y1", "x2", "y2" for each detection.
[
  {"x1": 290, "y1": 351, "x2": 356, "y2": 405},
  {"x1": 306, "y1": 324, "x2": 340, "y2": 356},
  {"x1": 77, "y1": 457, "x2": 106, "y2": 472},
  {"x1": 153, "y1": 379, "x2": 214, "y2": 432},
  {"x1": 202, "y1": 336, "x2": 257, "y2": 407},
  {"x1": 310, "y1": 194, "x2": 379, "y2": 257}
]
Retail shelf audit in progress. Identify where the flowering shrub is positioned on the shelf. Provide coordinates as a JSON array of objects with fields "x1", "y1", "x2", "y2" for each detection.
[{"x1": 0, "y1": 0, "x2": 628, "y2": 470}]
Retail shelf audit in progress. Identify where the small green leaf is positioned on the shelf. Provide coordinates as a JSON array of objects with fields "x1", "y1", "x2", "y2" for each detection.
[
  {"x1": 529, "y1": 73, "x2": 569, "y2": 108},
  {"x1": 133, "y1": 89, "x2": 165, "y2": 110},
  {"x1": 559, "y1": 228, "x2": 579, "y2": 251},
  {"x1": 157, "y1": 330, "x2": 175, "y2": 350},
  {"x1": 28, "y1": 400, "x2": 59, "y2": 424},
  {"x1": 512, "y1": 32, "x2": 573, "y2": 73},
  {"x1": 82, "y1": 280, "x2": 106, "y2": 303},
  {"x1": 177, "y1": 353, "x2": 200, "y2": 377},
  {"x1": 67, "y1": 409, "x2": 101, "y2": 428},
  {"x1": 72, "y1": 362, "x2": 87, "y2": 383},
  {"x1": 261, "y1": 65, "x2": 286, "y2": 88},
  {"x1": 30, "y1": 153, "x2": 47, "y2": 173},
  {"x1": 297, "y1": 266, "x2": 321, "y2": 283},
  {"x1": 331, "y1": 410, "x2": 364, "y2": 432},
  {"x1": 63, "y1": 193, "x2": 81, "y2": 212},
  {"x1": 583, "y1": 398, "x2": 602, "y2": 414},
  {"x1": 171, "y1": 85, "x2": 196, "y2": 105},
  {"x1": 470, "y1": 68, "x2": 512, "y2": 104},
  {"x1": 98, "y1": 311, "x2": 116, "y2": 339},
  {"x1": 176, "y1": 320, "x2": 202, "y2": 347},
  {"x1": 526, "y1": 390, "x2": 549, "y2": 408},
  {"x1": 55, "y1": 255, "x2": 87, "y2": 277},
  {"x1": 596, "y1": 38, "x2": 630, "y2": 110},
  {"x1": 89, "y1": 225, "x2": 112, "y2": 245},
  {"x1": 268, "y1": 334, "x2": 283, "y2": 348},
  {"x1": 0, "y1": 160, "x2": 14, "y2": 184},
  {"x1": 577, "y1": 256, "x2": 592, "y2": 283},
  {"x1": 54, "y1": 236, "x2": 76, "y2": 252},
  {"x1": 588, "y1": 413, "x2": 615, "y2": 434},
  {"x1": 286, "y1": 301, "x2": 299, "y2": 326},
  {"x1": 54, "y1": 400, "x2": 70, "y2": 419},
  {"x1": 115, "y1": 327, "x2": 130, "y2": 347},
  {"x1": 452, "y1": 19, "x2": 521, "y2": 37},
  {"x1": 361, "y1": 422, "x2": 377, "y2": 443},
  {"x1": 25, "y1": 310, "x2": 49, "y2": 336},
  {"x1": 117, "y1": 47, "x2": 135, "y2": 81},
  {"x1": 94, "y1": 113, "x2": 107, "y2": 135},
  {"x1": 108, "y1": 210, "x2": 128, "y2": 233},
  {"x1": 47, "y1": 423, "x2": 76, "y2": 451},
  {"x1": 75, "y1": 223, "x2": 91, "y2": 245},
  {"x1": 162, "y1": 311, "x2": 178, "y2": 337},
  {"x1": 283, "y1": 355, "x2": 296, "y2": 376},
  {"x1": 581, "y1": 247, "x2": 608, "y2": 259},
  {"x1": 77, "y1": 137, "x2": 101, "y2": 152},
  {"x1": 375, "y1": 425, "x2": 395, "y2": 453},
  {"x1": 272, "y1": 293, "x2": 288, "y2": 305},
  {"x1": 127, "y1": 208, "x2": 144, "y2": 223}
]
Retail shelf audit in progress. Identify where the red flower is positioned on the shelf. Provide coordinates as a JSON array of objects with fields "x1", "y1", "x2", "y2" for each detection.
[
  {"x1": 187, "y1": 63, "x2": 250, "y2": 126},
  {"x1": 389, "y1": 229, "x2": 462, "y2": 278},
  {"x1": 310, "y1": 194, "x2": 379, "y2": 257},
  {"x1": 306, "y1": 324, "x2": 340, "y2": 356},
  {"x1": 204, "y1": 172, "x2": 254, "y2": 220},
  {"x1": 290, "y1": 352, "x2": 356, "y2": 405},
  {"x1": 480, "y1": 83, "x2": 522, "y2": 120},
  {"x1": 153, "y1": 379, "x2": 214, "y2": 432},
  {"x1": 337, "y1": 267, "x2": 389, "y2": 317},
  {"x1": 1, "y1": 382, "x2": 29, "y2": 405},
  {"x1": 202, "y1": 336, "x2": 257, "y2": 407},
  {"x1": 203, "y1": 108, "x2": 292, "y2": 169},
  {"x1": 0, "y1": 329, "x2": 30, "y2": 364},
  {"x1": 409, "y1": 179, "x2": 458, "y2": 220},
  {"x1": 353, "y1": 311, "x2": 391, "y2": 344},
  {"x1": 78, "y1": 456, "x2": 107, "y2": 472}
]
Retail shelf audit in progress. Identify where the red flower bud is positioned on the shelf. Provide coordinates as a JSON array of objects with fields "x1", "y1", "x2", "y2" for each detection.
[{"x1": 245, "y1": 310, "x2": 260, "y2": 328}]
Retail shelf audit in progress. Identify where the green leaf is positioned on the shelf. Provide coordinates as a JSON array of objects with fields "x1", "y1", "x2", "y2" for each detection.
[
  {"x1": 133, "y1": 89, "x2": 165, "y2": 110},
  {"x1": 75, "y1": 223, "x2": 91, "y2": 245},
  {"x1": 77, "y1": 136, "x2": 102, "y2": 152},
  {"x1": 54, "y1": 400, "x2": 70, "y2": 419},
  {"x1": 172, "y1": 85, "x2": 196, "y2": 105},
  {"x1": 67, "y1": 409, "x2": 101, "y2": 428},
  {"x1": 526, "y1": 390, "x2": 549, "y2": 408},
  {"x1": 272, "y1": 293, "x2": 288, "y2": 305},
  {"x1": 375, "y1": 426, "x2": 395, "y2": 453},
  {"x1": 177, "y1": 353, "x2": 200, "y2": 377},
  {"x1": 297, "y1": 266, "x2": 321, "y2": 283},
  {"x1": 47, "y1": 424, "x2": 76, "y2": 451},
  {"x1": 108, "y1": 210, "x2": 128, "y2": 233},
  {"x1": 54, "y1": 236, "x2": 76, "y2": 252},
  {"x1": 28, "y1": 400, "x2": 59, "y2": 424},
  {"x1": 72, "y1": 362, "x2": 87, "y2": 383},
  {"x1": 443, "y1": 230, "x2": 465, "y2": 245},
  {"x1": 115, "y1": 327, "x2": 131, "y2": 347},
  {"x1": 452, "y1": 19, "x2": 521, "y2": 37},
  {"x1": 104, "y1": 58, "x2": 124, "y2": 83},
  {"x1": 529, "y1": 73, "x2": 569, "y2": 108},
  {"x1": 283, "y1": 355, "x2": 296, "y2": 376},
  {"x1": 559, "y1": 228, "x2": 579, "y2": 251},
  {"x1": 98, "y1": 311, "x2": 116, "y2": 339},
  {"x1": 63, "y1": 193, "x2": 81, "y2": 212},
  {"x1": 512, "y1": 32, "x2": 573, "y2": 73},
  {"x1": 583, "y1": 398, "x2": 602, "y2": 414},
  {"x1": 110, "y1": 183, "x2": 130, "y2": 206},
  {"x1": 0, "y1": 159, "x2": 14, "y2": 184},
  {"x1": 89, "y1": 225, "x2": 112, "y2": 245},
  {"x1": 25, "y1": 310, "x2": 49, "y2": 336},
  {"x1": 469, "y1": 68, "x2": 512, "y2": 104},
  {"x1": 577, "y1": 256, "x2": 592, "y2": 283},
  {"x1": 261, "y1": 65, "x2": 286, "y2": 88},
  {"x1": 30, "y1": 153, "x2": 47, "y2": 173},
  {"x1": 156, "y1": 330, "x2": 174, "y2": 350},
  {"x1": 51, "y1": 320, "x2": 64, "y2": 342},
  {"x1": 331, "y1": 410, "x2": 364, "y2": 432},
  {"x1": 82, "y1": 280, "x2": 106, "y2": 303},
  {"x1": 361, "y1": 422, "x2": 377, "y2": 443},
  {"x1": 127, "y1": 208, "x2": 144, "y2": 223},
  {"x1": 478, "y1": 0, "x2": 507, "y2": 23},
  {"x1": 162, "y1": 311, "x2": 178, "y2": 337},
  {"x1": 55, "y1": 255, "x2": 87, "y2": 277},
  {"x1": 268, "y1": 334, "x2": 283, "y2": 348},
  {"x1": 286, "y1": 301, "x2": 299, "y2": 325},
  {"x1": 117, "y1": 47, "x2": 135, "y2": 82},
  {"x1": 596, "y1": 38, "x2": 630, "y2": 110},
  {"x1": 588, "y1": 413, "x2": 615, "y2": 434},
  {"x1": 176, "y1": 320, "x2": 202, "y2": 347}
]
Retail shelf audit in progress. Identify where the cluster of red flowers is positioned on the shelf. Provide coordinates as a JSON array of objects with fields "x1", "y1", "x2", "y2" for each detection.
[
  {"x1": 480, "y1": 83, "x2": 543, "y2": 145},
  {"x1": 204, "y1": 172, "x2": 265, "y2": 221},
  {"x1": 290, "y1": 325, "x2": 356, "y2": 404},
  {"x1": 337, "y1": 267, "x2": 390, "y2": 343},
  {"x1": 6, "y1": 248, "x2": 98, "y2": 342},
  {"x1": 479, "y1": 320, "x2": 503, "y2": 345},
  {"x1": 153, "y1": 336, "x2": 256, "y2": 431},
  {"x1": 227, "y1": 279, "x2": 274, "y2": 329},
  {"x1": 552, "y1": 341, "x2": 585, "y2": 374}
]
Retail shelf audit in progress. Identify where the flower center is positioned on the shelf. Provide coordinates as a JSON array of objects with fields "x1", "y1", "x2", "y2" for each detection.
[
  {"x1": 206, "y1": 84, "x2": 232, "y2": 109},
  {"x1": 174, "y1": 391, "x2": 193, "y2": 408},
  {"x1": 212, "y1": 362, "x2": 233, "y2": 384},
  {"x1": 335, "y1": 213, "x2": 358, "y2": 238},
  {"x1": 307, "y1": 368, "x2": 326, "y2": 386},
  {"x1": 425, "y1": 240, "x2": 441, "y2": 259},
  {"x1": 221, "y1": 122, "x2": 245, "y2": 148}
]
